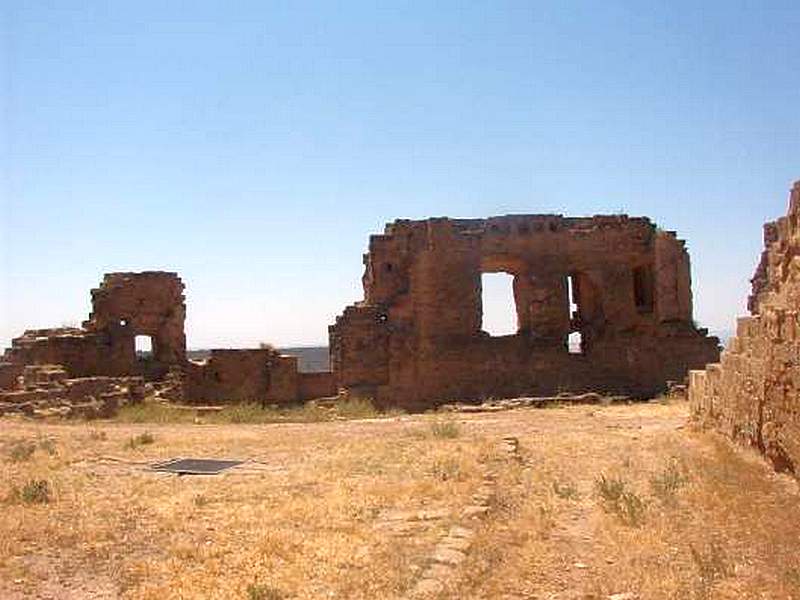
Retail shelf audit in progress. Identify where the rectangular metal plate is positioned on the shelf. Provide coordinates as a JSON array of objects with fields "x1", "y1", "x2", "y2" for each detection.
[{"x1": 151, "y1": 458, "x2": 244, "y2": 475}]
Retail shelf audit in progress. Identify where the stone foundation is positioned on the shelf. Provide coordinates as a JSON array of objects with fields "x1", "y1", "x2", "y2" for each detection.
[{"x1": 0, "y1": 364, "x2": 145, "y2": 419}]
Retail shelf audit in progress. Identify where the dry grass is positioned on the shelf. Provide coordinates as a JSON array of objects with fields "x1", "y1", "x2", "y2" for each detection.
[
  {"x1": 1, "y1": 402, "x2": 799, "y2": 599},
  {"x1": 7, "y1": 440, "x2": 37, "y2": 462},
  {"x1": 429, "y1": 419, "x2": 461, "y2": 439},
  {"x1": 595, "y1": 472, "x2": 648, "y2": 527},
  {"x1": 453, "y1": 403, "x2": 800, "y2": 599},
  {"x1": 125, "y1": 431, "x2": 156, "y2": 450},
  {"x1": 0, "y1": 413, "x2": 486, "y2": 599},
  {"x1": 7, "y1": 479, "x2": 52, "y2": 505},
  {"x1": 115, "y1": 397, "x2": 397, "y2": 425}
]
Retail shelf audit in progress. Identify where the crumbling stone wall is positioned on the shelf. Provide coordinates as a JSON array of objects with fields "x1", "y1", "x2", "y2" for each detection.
[
  {"x1": 331, "y1": 214, "x2": 719, "y2": 410},
  {"x1": 298, "y1": 371, "x2": 337, "y2": 401},
  {"x1": 0, "y1": 364, "x2": 145, "y2": 419},
  {"x1": 3, "y1": 328, "x2": 107, "y2": 378},
  {"x1": 85, "y1": 272, "x2": 186, "y2": 379},
  {"x1": 2, "y1": 272, "x2": 186, "y2": 380},
  {"x1": 0, "y1": 362, "x2": 24, "y2": 390},
  {"x1": 185, "y1": 349, "x2": 276, "y2": 403},
  {"x1": 3, "y1": 271, "x2": 334, "y2": 408},
  {"x1": 0, "y1": 272, "x2": 185, "y2": 415},
  {"x1": 690, "y1": 181, "x2": 800, "y2": 474},
  {"x1": 183, "y1": 349, "x2": 335, "y2": 404}
]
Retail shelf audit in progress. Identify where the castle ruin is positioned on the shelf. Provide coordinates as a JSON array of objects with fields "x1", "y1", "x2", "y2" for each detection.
[
  {"x1": 0, "y1": 272, "x2": 334, "y2": 416},
  {"x1": 331, "y1": 214, "x2": 720, "y2": 410},
  {"x1": 2, "y1": 212, "x2": 723, "y2": 416}
]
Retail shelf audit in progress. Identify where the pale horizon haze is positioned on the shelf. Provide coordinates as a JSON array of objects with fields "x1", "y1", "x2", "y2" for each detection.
[{"x1": 2, "y1": 2, "x2": 799, "y2": 348}]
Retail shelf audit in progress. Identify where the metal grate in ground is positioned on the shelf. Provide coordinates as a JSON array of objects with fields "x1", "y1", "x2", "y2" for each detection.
[{"x1": 150, "y1": 458, "x2": 244, "y2": 475}]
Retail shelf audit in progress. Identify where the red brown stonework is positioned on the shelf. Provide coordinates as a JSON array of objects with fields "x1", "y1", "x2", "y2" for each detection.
[
  {"x1": 690, "y1": 181, "x2": 800, "y2": 474},
  {"x1": 1, "y1": 271, "x2": 335, "y2": 409},
  {"x1": 331, "y1": 214, "x2": 720, "y2": 410},
  {"x1": 3, "y1": 272, "x2": 186, "y2": 380},
  {"x1": 2, "y1": 210, "x2": 722, "y2": 415},
  {"x1": 182, "y1": 349, "x2": 334, "y2": 404}
]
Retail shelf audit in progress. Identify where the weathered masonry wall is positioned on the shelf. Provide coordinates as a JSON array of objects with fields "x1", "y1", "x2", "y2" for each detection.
[
  {"x1": 298, "y1": 371, "x2": 338, "y2": 401},
  {"x1": 3, "y1": 272, "x2": 186, "y2": 380},
  {"x1": 183, "y1": 349, "x2": 335, "y2": 404},
  {"x1": 331, "y1": 214, "x2": 720, "y2": 410},
  {"x1": 2, "y1": 272, "x2": 336, "y2": 409},
  {"x1": 690, "y1": 181, "x2": 800, "y2": 474},
  {"x1": 0, "y1": 272, "x2": 187, "y2": 416}
]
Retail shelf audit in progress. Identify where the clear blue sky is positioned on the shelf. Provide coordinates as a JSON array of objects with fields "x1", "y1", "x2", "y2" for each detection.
[{"x1": 2, "y1": 1, "x2": 799, "y2": 348}]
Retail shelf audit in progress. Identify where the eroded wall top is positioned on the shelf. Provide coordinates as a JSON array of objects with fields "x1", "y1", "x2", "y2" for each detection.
[
  {"x1": 748, "y1": 182, "x2": 800, "y2": 314},
  {"x1": 3, "y1": 271, "x2": 186, "y2": 380},
  {"x1": 361, "y1": 214, "x2": 694, "y2": 339}
]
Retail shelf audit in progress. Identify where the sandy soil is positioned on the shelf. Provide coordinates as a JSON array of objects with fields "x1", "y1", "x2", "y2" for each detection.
[{"x1": 1, "y1": 401, "x2": 798, "y2": 599}]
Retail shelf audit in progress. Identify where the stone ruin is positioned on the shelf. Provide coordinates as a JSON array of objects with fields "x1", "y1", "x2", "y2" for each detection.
[
  {"x1": 0, "y1": 272, "x2": 335, "y2": 417},
  {"x1": 2, "y1": 211, "x2": 723, "y2": 417},
  {"x1": 330, "y1": 214, "x2": 720, "y2": 410},
  {"x1": 690, "y1": 181, "x2": 800, "y2": 474},
  {"x1": 4, "y1": 272, "x2": 187, "y2": 380}
]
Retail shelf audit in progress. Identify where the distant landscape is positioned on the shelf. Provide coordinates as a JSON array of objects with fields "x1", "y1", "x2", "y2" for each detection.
[{"x1": 187, "y1": 346, "x2": 330, "y2": 373}]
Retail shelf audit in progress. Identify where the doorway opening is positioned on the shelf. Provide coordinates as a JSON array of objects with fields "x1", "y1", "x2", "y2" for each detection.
[{"x1": 135, "y1": 335, "x2": 153, "y2": 359}]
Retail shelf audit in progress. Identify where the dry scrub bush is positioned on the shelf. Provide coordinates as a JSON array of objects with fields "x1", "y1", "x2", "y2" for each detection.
[
  {"x1": 125, "y1": 431, "x2": 155, "y2": 449},
  {"x1": 117, "y1": 402, "x2": 194, "y2": 423},
  {"x1": 430, "y1": 457, "x2": 462, "y2": 481},
  {"x1": 8, "y1": 479, "x2": 51, "y2": 505},
  {"x1": 689, "y1": 538, "x2": 733, "y2": 599},
  {"x1": 38, "y1": 437, "x2": 57, "y2": 456},
  {"x1": 246, "y1": 582, "x2": 285, "y2": 600},
  {"x1": 650, "y1": 457, "x2": 688, "y2": 506},
  {"x1": 334, "y1": 397, "x2": 381, "y2": 419},
  {"x1": 7, "y1": 440, "x2": 36, "y2": 462},
  {"x1": 116, "y1": 397, "x2": 394, "y2": 425},
  {"x1": 223, "y1": 403, "x2": 285, "y2": 424},
  {"x1": 595, "y1": 473, "x2": 647, "y2": 527},
  {"x1": 430, "y1": 420, "x2": 460, "y2": 439},
  {"x1": 552, "y1": 479, "x2": 580, "y2": 500},
  {"x1": 7, "y1": 437, "x2": 58, "y2": 461}
]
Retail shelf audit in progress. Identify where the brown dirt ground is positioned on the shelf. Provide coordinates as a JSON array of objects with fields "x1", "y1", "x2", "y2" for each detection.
[{"x1": 1, "y1": 401, "x2": 799, "y2": 599}]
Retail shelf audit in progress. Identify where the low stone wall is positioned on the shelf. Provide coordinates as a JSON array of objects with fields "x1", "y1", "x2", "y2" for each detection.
[
  {"x1": 298, "y1": 371, "x2": 337, "y2": 400},
  {"x1": 183, "y1": 349, "x2": 335, "y2": 405},
  {"x1": 690, "y1": 181, "x2": 800, "y2": 474},
  {"x1": 184, "y1": 349, "x2": 272, "y2": 403}
]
